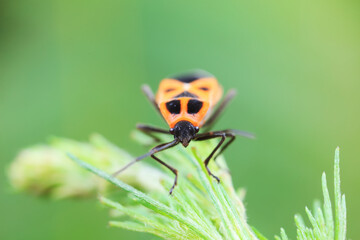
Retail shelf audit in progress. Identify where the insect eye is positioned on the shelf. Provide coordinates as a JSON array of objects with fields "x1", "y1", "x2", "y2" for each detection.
[
  {"x1": 195, "y1": 127, "x2": 199, "y2": 133},
  {"x1": 187, "y1": 99, "x2": 203, "y2": 114},
  {"x1": 166, "y1": 100, "x2": 181, "y2": 114},
  {"x1": 199, "y1": 87, "x2": 209, "y2": 91},
  {"x1": 169, "y1": 128, "x2": 174, "y2": 134}
]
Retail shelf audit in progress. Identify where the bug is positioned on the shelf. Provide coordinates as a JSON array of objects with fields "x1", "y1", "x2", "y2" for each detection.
[{"x1": 113, "y1": 70, "x2": 254, "y2": 194}]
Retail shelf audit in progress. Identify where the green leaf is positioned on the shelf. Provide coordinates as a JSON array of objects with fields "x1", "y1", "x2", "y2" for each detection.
[
  {"x1": 280, "y1": 147, "x2": 347, "y2": 240},
  {"x1": 9, "y1": 134, "x2": 347, "y2": 240},
  {"x1": 334, "y1": 147, "x2": 346, "y2": 240},
  {"x1": 68, "y1": 153, "x2": 214, "y2": 240}
]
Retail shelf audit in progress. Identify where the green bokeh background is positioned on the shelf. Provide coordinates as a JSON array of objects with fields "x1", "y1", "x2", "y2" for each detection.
[{"x1": 1, "y1": 0, "x2": 359, "y2": 239}]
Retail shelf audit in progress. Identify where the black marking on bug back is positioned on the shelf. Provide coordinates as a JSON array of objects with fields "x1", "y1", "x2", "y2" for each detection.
[
  {"x1": 169, "y1": 69, "x2": 214, "y2": 83},
  {"x1": 174, "y1": 91, "x2": 198, "y2": 99},
  {"x1": 199, "y1": 87, "x2": 209, "y2": 91},
  {"x1": 187, "y1": 99, "x2": 203, "y2": 114},
  {"x1": 165, "y1": 88, "x2": 176, "y2": 92},
  {"x1": 166, "y1": 100, "x2": 181, "y2": 114}
]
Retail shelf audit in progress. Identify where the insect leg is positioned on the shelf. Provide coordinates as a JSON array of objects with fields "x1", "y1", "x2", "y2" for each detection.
[
  {"x1": 207, "y1": 129, "x2": 255, "y2": 161},
  {"x1": 202, "y1": 89, "x2": 237, "y2": 131},
  {"x1": 213, "y1": 135, "x2": 235, "y2": 161},
  {"x1": 194, "y1": 132, "x2": 226, "y2": 182},
  {"x1": 141, "y1": 85, "x2": 164, "y2": 119},
  {"x1": 136, "y1": 123, "x2": 170, "y2": 142},
  {"x1": 151, "y1": 154, "x2": 178, "y2": 195},
  {"x1": 194, "y1": 129, "x2": 254, "y2": 179},
  {"x1": 112, "y1": 139, "x2": 179, "y2": 177}
]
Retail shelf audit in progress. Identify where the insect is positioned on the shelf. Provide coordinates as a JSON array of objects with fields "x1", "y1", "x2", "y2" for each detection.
[{"x1": 113, "y1": 70, "x2": 254, "y2": 194}]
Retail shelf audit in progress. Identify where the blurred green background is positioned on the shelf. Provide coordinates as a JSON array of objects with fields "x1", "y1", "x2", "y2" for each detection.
[{"x1": 1, "y1": 0, "x2": 359, "y2": 239}]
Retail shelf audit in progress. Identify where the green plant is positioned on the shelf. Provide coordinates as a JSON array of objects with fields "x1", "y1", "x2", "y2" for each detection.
[
  {"x1": 8, "y1": 132, "x2": 347, "y2": 239},
  {"x1": 274, "y1": 148, "x2": 346, "y2": 240}
]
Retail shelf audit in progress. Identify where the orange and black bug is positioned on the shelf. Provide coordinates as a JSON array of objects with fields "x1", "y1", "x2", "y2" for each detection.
[{"x1": 113, "y1": 70, "x2": 254, "y2": 194}]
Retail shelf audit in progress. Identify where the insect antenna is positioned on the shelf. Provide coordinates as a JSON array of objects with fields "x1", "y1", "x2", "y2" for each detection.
[
  {"x1": 112, "y1": 158, "x2": 140, "y2": 176},
  {"x1": 112, "y1": 139, "x2": 179, "y2": 177}
]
